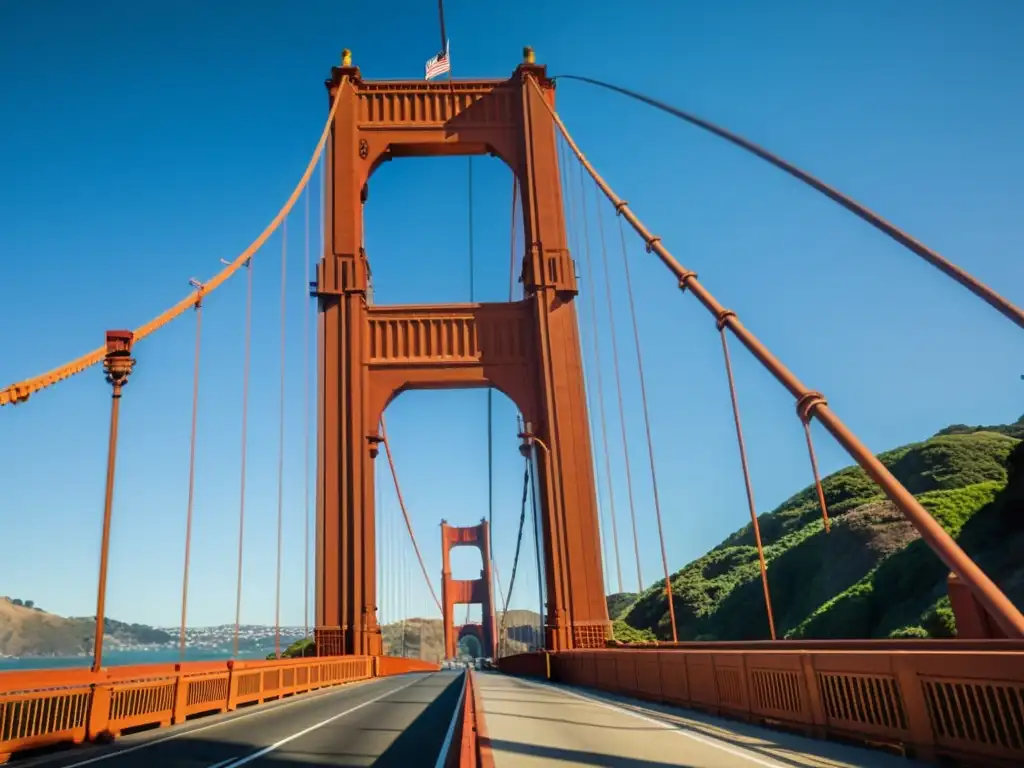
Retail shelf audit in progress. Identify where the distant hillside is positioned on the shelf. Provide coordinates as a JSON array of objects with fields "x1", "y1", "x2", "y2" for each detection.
[
  {"x1": 0, "y1": 598, "x2": 173, "y2": 656},
  {"x1": 617, "y1": 417, "x2": 1024, "y2": 642},
  {"x1": 275, "y1": 609, "x2": 543, "y2": 661}
]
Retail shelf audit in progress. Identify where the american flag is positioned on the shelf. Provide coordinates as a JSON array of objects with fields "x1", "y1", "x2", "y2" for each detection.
[{"x1": 425, "y1": 41, "x2": 450, "y2": 80}]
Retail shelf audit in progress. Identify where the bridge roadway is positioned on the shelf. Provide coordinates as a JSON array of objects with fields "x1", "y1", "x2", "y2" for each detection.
[
  {"x1": 21, "y1": 671, "x2": 462, "y2": 768},
  {"x1": 17, "y1": 670, "x2": 922, "y2": 767}
]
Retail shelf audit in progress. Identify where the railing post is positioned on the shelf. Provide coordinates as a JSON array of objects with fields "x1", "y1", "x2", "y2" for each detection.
[
  {"x1": 799, "y1": 654, "x2": 828, "y2": 738},
  {"x1": 226, "y1": 660, "x2": 239, "y2": 711},
  {"x1": 892, "y1": 656, "x2": 937, "y2": 762},
  {"x1": 172, "y1": 667, "x2": 188, "y2": 724},
  {"x1": 86, "y1": 682, "x2": 113, "y2": 742},
  {"x1": 91, "y1": 331, "x2": 136, "y2": 673}
]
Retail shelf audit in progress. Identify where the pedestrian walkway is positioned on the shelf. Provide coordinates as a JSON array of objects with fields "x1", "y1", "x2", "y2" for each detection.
[{"x1": 474, "y1": 671, "x2": 921, "y2": 767}]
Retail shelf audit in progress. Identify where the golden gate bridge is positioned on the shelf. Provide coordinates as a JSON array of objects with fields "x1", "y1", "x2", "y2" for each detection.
[{"x1": 1, "y1": 46, "x2": 1023, "y2": 767}]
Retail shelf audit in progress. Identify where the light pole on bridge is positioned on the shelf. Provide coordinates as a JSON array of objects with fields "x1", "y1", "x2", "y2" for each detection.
[{"x1": 91, "y1": 330, "x2": 136, "y2": 673}]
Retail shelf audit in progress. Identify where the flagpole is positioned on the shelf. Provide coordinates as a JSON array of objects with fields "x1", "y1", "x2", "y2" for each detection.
[{"x1": 437, "y1": 0, "x2": 448, "y2": 58}]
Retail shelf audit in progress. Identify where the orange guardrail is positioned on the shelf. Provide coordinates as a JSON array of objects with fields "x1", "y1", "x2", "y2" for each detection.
[
  {"x1": 0, "y1": 654, "x2": 438, "y2": 764},
  {"x1": 496, "y1": 645, "x2": 1024, "y2": 767},
  {"x1": 377, "y1": 655, "x2": 439, "y2": 676},
  {"x1": 443, "y1": 670, "x2": 491, "y2": 768},
  {"x1": 444, "y1": 671, "x2": 469, "y2": 768}
]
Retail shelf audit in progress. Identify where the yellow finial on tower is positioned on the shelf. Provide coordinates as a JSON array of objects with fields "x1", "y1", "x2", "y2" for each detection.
[
  {"x1": 341, "y1": 49, "x2": 352, "y2": 67},
  {"x1": 522, "y1": 46, "x2": 535, "y2": 65}
]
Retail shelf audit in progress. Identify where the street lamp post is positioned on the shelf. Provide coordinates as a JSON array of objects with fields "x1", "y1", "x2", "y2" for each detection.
[{"x1": 91, "y1": 330, "x2": 136, "y2": 673}]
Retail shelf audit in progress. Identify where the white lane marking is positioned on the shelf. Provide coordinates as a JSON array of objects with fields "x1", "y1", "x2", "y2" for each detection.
[
  {"x1": 217, "y1": 674, "x2": 430, "y2": 767},
  {"x1": 433, "y1": 671, "x2": 467, "y2": 768},
  {"x1": 56, "y1": 675, "x2": 390, "y2": 768},
  {"x1": 513, "y1": 676, "x2": 786, "y2": 768},
  {"x1": 203, "y1": 760, "x2": 237, "y2": 768}
]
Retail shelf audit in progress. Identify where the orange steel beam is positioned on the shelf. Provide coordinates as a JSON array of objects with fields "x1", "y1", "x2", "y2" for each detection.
[
  {"x1": 531, "y1": 76, "x2": 1024, "y2": 638},
  {"x1": 554, "y1": 74, "x2": 1024, "y2": 331}
]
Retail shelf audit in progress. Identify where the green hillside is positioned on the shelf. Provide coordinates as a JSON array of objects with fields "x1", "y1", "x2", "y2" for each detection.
[{"x1": 615, "y1": 417, "x2": 1024, "y2": 641}]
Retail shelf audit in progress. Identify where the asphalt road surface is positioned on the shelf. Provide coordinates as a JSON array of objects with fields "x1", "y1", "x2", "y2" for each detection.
[
  {"x1": 22, "y1": 671, "x2": 463, "y2": 768},
  {"x1": 476, "y1": 671, "x2": 924, "y2": 767}
]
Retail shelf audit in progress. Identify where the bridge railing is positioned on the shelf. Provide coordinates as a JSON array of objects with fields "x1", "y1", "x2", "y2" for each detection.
[
  {"x1": 498, "y1": 645, "x2": 1024, "y2": 766},
  {"x1": 0, "y1": 655, "x2": 437, "y2": 763}
]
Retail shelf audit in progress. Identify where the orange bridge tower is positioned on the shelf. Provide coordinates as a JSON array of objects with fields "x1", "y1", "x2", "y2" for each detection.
[
  {"x1": 441, "y1": 520, "x2": 496, "y2": 660},
  {"x1": 314, "y1": 48, "x2": 610, "y2": 655}
]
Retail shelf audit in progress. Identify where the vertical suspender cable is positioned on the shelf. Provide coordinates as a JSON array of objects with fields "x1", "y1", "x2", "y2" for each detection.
[
  {"x1": 179, "y1": 286, "x2": 204, "y2": 659},
  {"x1": 468, "y1": 157, "x2": 475, "y2": 301},
  {"x1": 468, "y1": 156, "x2": 499, "y2": 653},
  {"x1": 491, "y1": 175, "x2": 520, "y2": 618},
  {"x1": 303, "y1": 185, "x2": 311, "y2": 646},
  {"x1": 497, "y1": 461, "x2": 531, "y2": 654},
  {"x1": 382, "y1": 471, "x2": 389, "y2": 650},
  {"x1": 233, "y1": 257, "x2": 254, "y2": 657},
  {"x1": 314, "y1": 153, "x2": 325, "y2": 654},
  {"x1": 380, "y1": 417, "x2": 443, "y2": 611},
  {"x1": 570, "y1": 149, "x2": 624, "y2": 594},
  {"x1": 719, "y1": 326, "x2": 777, "y2": 640},
  {"x1": 593, "y1": 183, "x2": 643, "y2": 593},
  {"x1": 527, "y1": 442, "x2": 544, "y2": 649},
  {"x1": 375, "y1": 463, "x2": 380, "y2": 653},
  {"x1": 401, "y1": 513, "x2": 408, "y2": 657},
  {"x1": 275, "y1": 218, "x2": 288, "y2": 659},
  {"x1": 614, "y1": 214, "x2": 678, "y2": 641},
  {"x1": 383, "y1": 480, "x2": 389, "y2": 652},
  {"x1": 508, "y1": 177, "x2": 519, "y2": 300},
  {"x1": 560, "y1": 138, "x2": 613, "y2": 597}
]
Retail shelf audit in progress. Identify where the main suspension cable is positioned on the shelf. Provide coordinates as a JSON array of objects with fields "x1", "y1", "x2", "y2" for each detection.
[
  {"x1": 593, "y1": 176, "x2": 644, "y2": 594},
  {"x1": 2, "y1": 74, "x2": 352, "y2": 408},
  {"x1": 178, "y1": 283, "x2": 205, "y2": 658},
  {"x1": 613, "y1": 211, "x2": 678, "y2": 641},
  {"x1": 551, "y1": 74, "x2": 1024, "y2": 331},
  {"x1": 530, "y1": 75, "x2": 1024, "y2": 638}
]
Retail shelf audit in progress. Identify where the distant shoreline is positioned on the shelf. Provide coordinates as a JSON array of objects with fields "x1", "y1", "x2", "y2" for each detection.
[{"x1": 0, "y1": 647, "x2": 271, "y2": 672}]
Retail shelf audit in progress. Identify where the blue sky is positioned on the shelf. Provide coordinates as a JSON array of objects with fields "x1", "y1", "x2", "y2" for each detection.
[{"x1": 1, "y1": 1, "x2": 1021, "y2": 631}]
